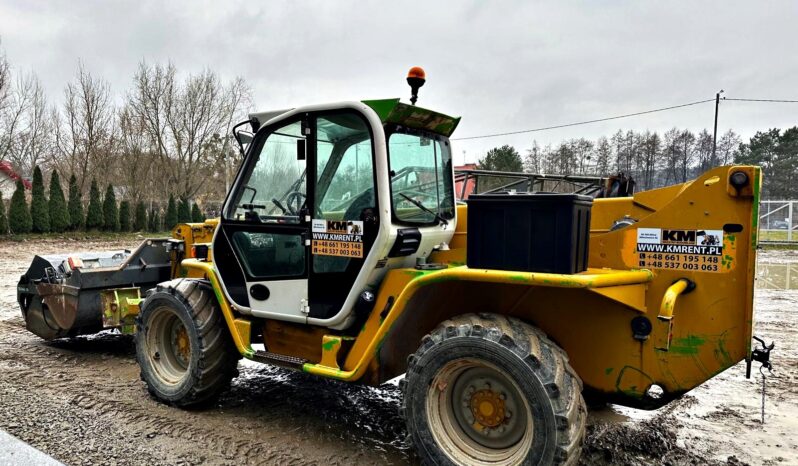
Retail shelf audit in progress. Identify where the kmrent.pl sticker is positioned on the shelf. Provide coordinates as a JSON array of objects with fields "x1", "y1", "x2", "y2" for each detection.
[
  {"x1": 635, "y1": 228, "x2": 725, "y2": 273},
  {"x1": 311, "y1": 219, "x2": 364, "y2": 258}
]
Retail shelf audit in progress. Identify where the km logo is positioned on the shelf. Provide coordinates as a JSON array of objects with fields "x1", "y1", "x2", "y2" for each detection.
[{"x1": 662, "y1": 229, "x2": 696, "y2": 244}]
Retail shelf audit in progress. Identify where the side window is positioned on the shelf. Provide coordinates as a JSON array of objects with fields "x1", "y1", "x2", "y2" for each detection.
[
  {"x1": 231, "y1": 231, "x2": 305, "y2": 278},
  {"x1": 314, "y1": 113, "x2": 375, "y2": 273},
  {"x1": 229, "y1": 120, "x2": 306, "y2": 223}
]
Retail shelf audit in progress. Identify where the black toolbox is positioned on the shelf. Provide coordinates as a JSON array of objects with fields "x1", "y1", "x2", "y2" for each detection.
[{"x1": 466, "y1": 193, "x2": 592, "y2": 274}]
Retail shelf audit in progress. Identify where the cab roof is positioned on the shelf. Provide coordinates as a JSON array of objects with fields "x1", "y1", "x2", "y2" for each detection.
[{"x1": 249, "y1": 99, "x2": 460, "y2": 138}]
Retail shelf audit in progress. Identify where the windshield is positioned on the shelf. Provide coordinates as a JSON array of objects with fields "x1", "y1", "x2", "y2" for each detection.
[{"x1": 388, "y1": 129, "x2": 455, "y2": 224}]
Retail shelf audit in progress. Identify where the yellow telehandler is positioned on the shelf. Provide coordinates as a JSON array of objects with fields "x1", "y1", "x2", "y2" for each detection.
[{"x1": 18, "y1": 69, "x2": 766, "y2": 465}]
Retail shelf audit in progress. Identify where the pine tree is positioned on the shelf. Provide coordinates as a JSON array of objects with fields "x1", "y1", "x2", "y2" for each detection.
[
  {"x1": 9, "y1": 179, "x2": 32, "y2": 234},
  {"x1": 30, "y1": 166, "x2": 50, "y2": 233},
  {"x1": 191, "y1": 203, "x2": 205, "y2": 222},
  {"x1": 0, "y1": 191, "x2": 8, "y2": 235},
  {"x1": 177, "y1": 198, "x2": 191, "y2": 223},
  {"x1": 48, "y1": 170, "x2": 70, "y2": 232},
  {"x1": 133, "y1": 201, "x2": 147, "y2": 231},
  {"x1": 102, "y1": 184, "x2": 119, "y2": 231},
  {"x1": 148, "y1": 208, "x2": 160, "y2": 232},
  {"x1": 85, "y1": 179, "x2": 104, "y2": 230},
  {"x1": 165, "y1": 194, "x2": 178, "y2": 230},
  {"x1": 119, "y1": 200, "x2": 131, "y2": 231},
  {"x1": 67, "y1": 174, "x2": 83, "y2": 230}
]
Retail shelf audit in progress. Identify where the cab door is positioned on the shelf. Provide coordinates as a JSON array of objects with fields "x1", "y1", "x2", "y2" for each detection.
[
  {"x1": 308, "y1": 111, "x2": 379, "y2": 319},
  {"x1": 214, "y1": 116, "x2": 311, "y2": 322},
  {"x1": 214, "y1": 109, "x2": 380, "y2": 323}
]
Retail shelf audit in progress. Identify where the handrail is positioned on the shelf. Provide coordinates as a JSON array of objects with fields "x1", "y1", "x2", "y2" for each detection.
[{"x1": 658, "y1": 279, "x2": 694, "y2": 321}]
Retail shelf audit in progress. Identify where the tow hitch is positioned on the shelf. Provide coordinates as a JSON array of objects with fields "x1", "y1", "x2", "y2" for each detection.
[
  {"x1": 746, "y1": 336, "x2": 774, "y2": 378},
  {"x1": 746, "y1": 336, "x2": 775, "y2": 424}
]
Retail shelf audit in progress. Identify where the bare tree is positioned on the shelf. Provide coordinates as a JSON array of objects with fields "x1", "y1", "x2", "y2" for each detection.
[
  {"x1": 661, "y1": 128, "x2": 681, "y2": 184},
  {"x1": 5, "y1": 74, "x2": 53, "y2": 175},
  {"x1": 0, "y1": 40, "x2": 9, "y2": 113},
  {"x1": 717, "y1": 130, "x2": 742, "y2": 166},
  {"x1": 638, "y1": 131, "x2": 660, "y2": 190},
  {"x1": 569, "y1": 138, "x2": 594, "y2": 174},
  {"x1": 524, "y1": 140, "x2": 543, "y2": 173},
  {"x1": 676, "y1": 130, "x2": 696, "y2": 182},
  {"x1": 54, "y1": 63, "x2": 115, "y2": 192},
  {"x1": 128, "y1": 62, "x2": 252, "y2": 202},
  {"x1": 594, "y1": 137, "x2": 611, "y2": 176},
  {"x1": 694, "y1": 129, "x2": 714, "y2": 174}
]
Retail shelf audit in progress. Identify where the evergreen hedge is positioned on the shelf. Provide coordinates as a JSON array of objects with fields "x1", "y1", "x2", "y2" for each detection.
[
  {"x1": 85, "y1": 179, "x2": 103, "y2": 230},
  {"x1": 9, "y1": 179, "x2": 32, "y2": 234},
  {"x1": 133, "y1": 201, "x2": 147, "y2": 231},
  {"x1": 102, "y1": 184, "x2": 119, "y2": 231},
  {"x1": 0, "y1": 191, "x2": 8, "y2": 234},
  {"x1": 67, "y1": 174, "x2": 83, "y2": 230},
  {"x1": 119, "y1": 200, "x2": 131, "y2": 231},
  {"x1": 48, "y1": 170, "x2": 70, "y2": 233},
  {"x1": 177, "y1": 198, "x2": 191, "y2": 223},
  {"x1": 165, "y1": 194, "x2": 177, "y2": 230},
  {"x1": 30, "y1": 166, "x2": 50, "y2": 233},
  {"x1": 191, "y1": 203, "x2": 204, "y2": 222}
]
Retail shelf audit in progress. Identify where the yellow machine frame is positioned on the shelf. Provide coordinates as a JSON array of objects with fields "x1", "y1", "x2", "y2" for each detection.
[{"x1": 180, "y1": 165, "x2": 759, "y2": 405}]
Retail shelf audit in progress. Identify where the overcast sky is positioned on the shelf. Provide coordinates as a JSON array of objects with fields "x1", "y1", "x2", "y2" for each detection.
[{"x1": 1, "y1": 0, "x2": 797, "y2": 164}]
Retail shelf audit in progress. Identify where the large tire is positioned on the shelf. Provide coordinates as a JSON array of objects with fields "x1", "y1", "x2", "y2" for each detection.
[
  {"x1": 135, "y1": 279, "x2": 240, "y2": 408},
  {"x1": 402, "y1": 313, "x2": 586, "y2": 466}
]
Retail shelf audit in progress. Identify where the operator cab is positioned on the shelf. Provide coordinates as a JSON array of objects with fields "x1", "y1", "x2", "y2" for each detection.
[{"x1": 213, "y1": 97, "x2": 460, "y2": 330}]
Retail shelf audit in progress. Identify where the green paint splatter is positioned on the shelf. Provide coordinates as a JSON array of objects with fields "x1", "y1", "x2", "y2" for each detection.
[
  {"x1": 669, "y1": 334, "x2": 706, "y2": 355},
  {"x1": 721, "y1": 254, "x2": 734, "y2": 270},
  {"x1": 322, "y1": 339, "x2": 339, "y2": 352},
  {"x1": 604, "y1": 367, "x2": 614, "y2": 375}
]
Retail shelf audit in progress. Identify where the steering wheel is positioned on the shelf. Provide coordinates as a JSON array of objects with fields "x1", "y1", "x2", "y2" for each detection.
[{"x1": 285, "y1": 191, "x2": 308, "y2": 216}]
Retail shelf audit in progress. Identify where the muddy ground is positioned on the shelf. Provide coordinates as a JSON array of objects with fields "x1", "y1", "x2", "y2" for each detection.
[{"x1": 0, "y1": 238, "x2": 795, "y2": 465}]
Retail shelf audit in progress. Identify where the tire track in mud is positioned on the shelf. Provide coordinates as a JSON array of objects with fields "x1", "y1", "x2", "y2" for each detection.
[
  {"x1": 66, "y1": 394, "x2": 303, "y2": 465},
  {"x1": 0, "y1": 343, "x2": 330, "y2": 465},
  {"x1": 0, "y1": 316, "x2": 409, "y2": 465}
]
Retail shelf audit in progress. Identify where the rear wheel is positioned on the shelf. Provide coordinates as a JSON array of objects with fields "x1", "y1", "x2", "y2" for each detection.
[
  {"x1": 135, "y1": 279, "x2": 240, "y2": 407},
  {"x1": 402, "y1": 313, "x2": 586, "y2": 465}
]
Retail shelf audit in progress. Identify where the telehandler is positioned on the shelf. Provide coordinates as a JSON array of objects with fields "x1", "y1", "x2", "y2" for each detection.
[{"x1": 18, "y1": 68, "x2": 764, "y2": 465}]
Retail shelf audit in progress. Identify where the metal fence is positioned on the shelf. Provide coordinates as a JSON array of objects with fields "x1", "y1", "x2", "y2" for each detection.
[{"x1": 759, "y1": 200, "x2": 797, "y2": 243}]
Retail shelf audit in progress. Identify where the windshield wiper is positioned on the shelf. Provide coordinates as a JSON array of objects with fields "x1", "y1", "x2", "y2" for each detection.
[{"x1": 399, "y1": 193, "x2": 449, "y2": 226}]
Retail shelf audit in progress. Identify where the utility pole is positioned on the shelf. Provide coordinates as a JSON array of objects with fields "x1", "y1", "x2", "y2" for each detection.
[{"x1": 712, "y1": 90, "x2": 724, "y2": 161}]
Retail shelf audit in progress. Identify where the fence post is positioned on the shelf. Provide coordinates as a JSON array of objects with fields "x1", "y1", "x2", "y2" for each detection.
[{"x1": 790, "y1": 201, "x2": 794, "y2": 242}]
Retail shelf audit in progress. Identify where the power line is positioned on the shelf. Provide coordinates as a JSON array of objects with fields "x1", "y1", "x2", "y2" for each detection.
[
  {"x1": 724, "y1": 98, "x2": 798, "y2": 103},
  {"x1": 452, "y1": 99, "x2": 715, "y2": 141}
]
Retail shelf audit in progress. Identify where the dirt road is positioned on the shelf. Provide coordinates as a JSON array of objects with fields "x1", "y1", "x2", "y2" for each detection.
[{"x1": 0, "y1": 238, "x2": 795, "y2": 465}]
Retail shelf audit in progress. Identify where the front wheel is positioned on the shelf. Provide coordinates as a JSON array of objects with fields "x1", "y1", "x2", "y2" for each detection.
[
  {"x1": 402, "y1": 314, "x2": 586, "y2": 466},
  {"x1": 135, "y1": 279, "x2": 240, "y2": 408}
]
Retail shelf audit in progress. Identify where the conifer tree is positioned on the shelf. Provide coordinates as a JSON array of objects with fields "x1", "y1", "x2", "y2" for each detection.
[
  {"x1": 177, "y1": 198, "x2": 191, "y2": 223},
  {"x1": 85, "y1": 179, "x2": 104, "y2": 230},
  {"x1": 0, "y1": 191, "x2": 8, "y2": 235},
  {"x1": 148, "y1": 208, "x2": 160, "y2": 232},
  {"x1": 133, "y1": 201, "x2": 147, "y2": 231},
  {"x1": 103, "y1": 184, "x2": 119, "y2": 231},
  {"x1": 67, "y1": 174, "x2": 83, "y2": 230},
  {"x1": 119, "y1": 200, "x2": 131, "y2": 231},
  {"x1": 9, "y1": 179, "x2": 32, "y2": 234},
  {"x1": 191, "y1": 203, "x2": 204, "y2": 222},
  {"x1": 30, "y1": 166, "x2": 50, "y2": 233},
  {"x1": 48, "y1": 170, "x2": 70, "y2": 233},
  {"x1": 165, "y1": 194, "x2": 178, "y2": 230}
]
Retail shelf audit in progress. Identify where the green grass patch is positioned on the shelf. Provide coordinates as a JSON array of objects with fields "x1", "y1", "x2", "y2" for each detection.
[{"x1": 759, "y1": 230, "x2": 795, "y2": 242}]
